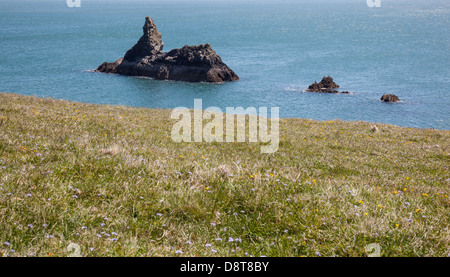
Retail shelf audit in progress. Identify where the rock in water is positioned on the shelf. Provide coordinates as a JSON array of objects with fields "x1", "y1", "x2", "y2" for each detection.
[
  {"x1": 306, "y1": 76, "x2": 349, "y2": 93},
  {"x1": 380, "y1": 94, "x2": 401, "y2": 102},
  {"x1": 95, "y1": 17, "x2": 239, "y2": 83}
]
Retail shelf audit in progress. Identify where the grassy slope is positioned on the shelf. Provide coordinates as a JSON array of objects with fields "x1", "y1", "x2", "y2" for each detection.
[{"x1": 0, "y1": 92, "x2": 448, "y2": 257}]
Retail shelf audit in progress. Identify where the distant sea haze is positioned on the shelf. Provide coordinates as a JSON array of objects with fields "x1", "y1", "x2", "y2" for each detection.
[{"x1": 0, "y1": 0, "x2": 448, "y2": 130}]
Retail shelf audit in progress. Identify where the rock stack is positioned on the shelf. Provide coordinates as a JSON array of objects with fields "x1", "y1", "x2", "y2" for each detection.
[{"x1": 96, "y1": 17, "x2": 239, "y2": 83}]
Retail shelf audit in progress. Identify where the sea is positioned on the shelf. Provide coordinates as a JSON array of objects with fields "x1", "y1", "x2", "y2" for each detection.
[{"x1": 0, "y1": 0, "x2": 449, "y2": 130}]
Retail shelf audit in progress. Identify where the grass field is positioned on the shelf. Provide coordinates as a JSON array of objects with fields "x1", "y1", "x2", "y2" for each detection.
[{"x1": 0, "y1": 92, "x2": 448, "y2": 257}]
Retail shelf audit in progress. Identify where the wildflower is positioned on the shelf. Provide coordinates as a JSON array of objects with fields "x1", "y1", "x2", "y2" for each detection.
[
  {"x1": 235, "y1": 238, "x2": 242, "y2": 243},
  {"x1": 228, "y1": 237, "x2": 234, "y2": 242},
  {"x1": 215, "y1": 238, "x2": 222, "y2": 241},
  {"x1": 316, "y1": 252, "x2": 321, "y2": 257},
  {"x1": 4, "y1": 242, "x2": 10, "y2": 246},
  {"x1": 422, "y1": 193, "x2": 428, "y2": 197},
  {"x1": 186, "y1": 241, "x2": 192, "y2": 244},
  {"x1": 393, "y1": 191, "x2": 399, "y2": 194},
  {"x1": 175, "y1": 250, "x2": 183, "y2": 254},
  {"x1": 205, "y1": 243, "x2": 212, "y2": 248},
  {"x1": 210, "y1": 223, "x2": 216, "y2": 227},
  {"x1": 211, "y1": 249, "x2": 217, "y2": 254}
]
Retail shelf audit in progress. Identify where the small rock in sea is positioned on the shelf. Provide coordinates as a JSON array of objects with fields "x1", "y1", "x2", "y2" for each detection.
[
  {"x1": 380, "y1": 94, "x2": 401, "y2": 103},
  {"x1": 306, "y1": 76, "x2": 350, "y2": 94}
]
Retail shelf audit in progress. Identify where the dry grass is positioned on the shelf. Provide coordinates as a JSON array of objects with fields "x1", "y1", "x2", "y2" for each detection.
[{"x1": 0, "y1": 92, "x2": 448, "y2": 257}]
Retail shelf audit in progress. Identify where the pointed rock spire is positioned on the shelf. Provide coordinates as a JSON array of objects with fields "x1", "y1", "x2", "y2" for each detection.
[{"x1": 124, "y1": 16, "x2": 164, "y2": 61}]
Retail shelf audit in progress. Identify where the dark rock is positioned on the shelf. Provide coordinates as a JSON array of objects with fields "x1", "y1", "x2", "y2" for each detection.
[
  {"x1": 380, "y1": 94, "x2": 401, "y2": 102},
  {"x1": 95, "y1": 16, "x2": 239, "y2": 83},
  {"x1": 123, "y1": 17, "x2": 164, "y2": 62},
  {"x1": 96, "y1": 58, "x2": 123, "y2": 73},
  {"x1": 306, "y1": 76, "x2": 349, "y2": 93}
]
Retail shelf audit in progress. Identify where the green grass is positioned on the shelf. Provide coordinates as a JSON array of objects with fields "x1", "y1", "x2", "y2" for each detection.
[{"x1": 0, "y1": 92, "x2": 448, "y2": 257}]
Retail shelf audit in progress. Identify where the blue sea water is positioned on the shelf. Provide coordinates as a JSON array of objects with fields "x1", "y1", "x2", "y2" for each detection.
[{"x1": 0, "y1": 0, "x2": 449, "y2": 130}]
